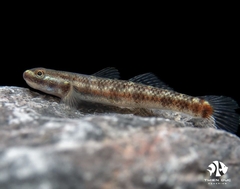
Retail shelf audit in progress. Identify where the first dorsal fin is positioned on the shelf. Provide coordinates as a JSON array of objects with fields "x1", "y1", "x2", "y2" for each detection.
[
  {"x1": 129, "y1": 73, "x2": 173, "y2": 90},
  {"x1": 92, "y1": 67, "x2": 120, "y2": 79}
]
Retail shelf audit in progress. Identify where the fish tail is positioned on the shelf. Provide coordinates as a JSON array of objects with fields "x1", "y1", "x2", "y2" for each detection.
[{"x1": 203, "y1": 96, "x2": 239, "y2": 133}]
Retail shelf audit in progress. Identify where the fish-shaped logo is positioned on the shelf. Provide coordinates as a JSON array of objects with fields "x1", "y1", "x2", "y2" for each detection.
[{"x1": 207, "y1": 161, "x2": 228, "y2": 177}]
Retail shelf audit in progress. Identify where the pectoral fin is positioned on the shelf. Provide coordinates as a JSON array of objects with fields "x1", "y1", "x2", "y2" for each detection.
[{"x1": 62, "y1": 85, "x2": 82, "y2": 108}]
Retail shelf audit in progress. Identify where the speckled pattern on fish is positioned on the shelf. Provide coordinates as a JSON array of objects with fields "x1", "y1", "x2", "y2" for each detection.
[{"x1": 23, "y1": 67, "x2": 239, "y2": 133}]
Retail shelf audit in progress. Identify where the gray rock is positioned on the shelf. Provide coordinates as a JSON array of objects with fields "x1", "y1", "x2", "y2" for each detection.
[{"x1": 0, "y1": 86, "x2": 239, "y2": 189}]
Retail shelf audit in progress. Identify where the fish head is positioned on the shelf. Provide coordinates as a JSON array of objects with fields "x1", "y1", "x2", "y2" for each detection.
[{"x1": 23, "y1": 67, "x2": 71, "y2": 98}]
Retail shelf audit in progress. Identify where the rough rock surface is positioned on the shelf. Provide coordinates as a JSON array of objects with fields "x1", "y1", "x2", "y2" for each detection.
[{"x1": 0, "y1": 86, "x2": 239, "y2": 189}]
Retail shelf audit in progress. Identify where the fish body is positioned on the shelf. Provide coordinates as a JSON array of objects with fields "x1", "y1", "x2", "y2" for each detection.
[{"x1": 23, "y1": 67, "x2": 239, "y2": 133}]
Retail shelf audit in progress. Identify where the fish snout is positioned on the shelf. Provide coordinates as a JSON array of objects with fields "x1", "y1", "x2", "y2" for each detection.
[
  {"x1": 23, "y1": 70, "x2": 30, "y2": 80},
  {"x1": 23, "y1": 70, "x2": 36, "y2": 88}
]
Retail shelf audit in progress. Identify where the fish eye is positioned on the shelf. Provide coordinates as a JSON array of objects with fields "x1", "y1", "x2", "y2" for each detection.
[{"x1": 35, "y1": 70, "x2": 44, "y2": 77}]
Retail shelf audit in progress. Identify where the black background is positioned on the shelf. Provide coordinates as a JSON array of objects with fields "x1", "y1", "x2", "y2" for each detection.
[{"x1": 1, "y1": 6, "x2": 239, "y2": 137}]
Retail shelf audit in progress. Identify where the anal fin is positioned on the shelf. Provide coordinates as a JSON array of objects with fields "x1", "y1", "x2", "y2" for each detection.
[{"x1": 131, "y1": 108, "x2": 155, "y2": 117}]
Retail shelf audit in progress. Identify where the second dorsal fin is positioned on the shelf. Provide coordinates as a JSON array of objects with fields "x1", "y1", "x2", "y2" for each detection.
[
  {"x1": 92, "y1": 67, "x2": 120, "y2": 79},
  {"x1": 129, "y1": 73, "x2": 173, "y2": 90}
]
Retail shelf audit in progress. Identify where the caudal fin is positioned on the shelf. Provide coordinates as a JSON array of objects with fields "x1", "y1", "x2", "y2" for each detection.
[{"x1": 203, "y1": 96, "x2": 239, "y2": 133}]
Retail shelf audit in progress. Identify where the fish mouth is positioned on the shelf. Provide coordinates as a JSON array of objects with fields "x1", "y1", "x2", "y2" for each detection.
[
  {"x1": 23, "y1": 70, "x2": 38, "y2": 89},
  {"x1": 23, "y1": 70, "x2": 31, "y2": 81}
]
